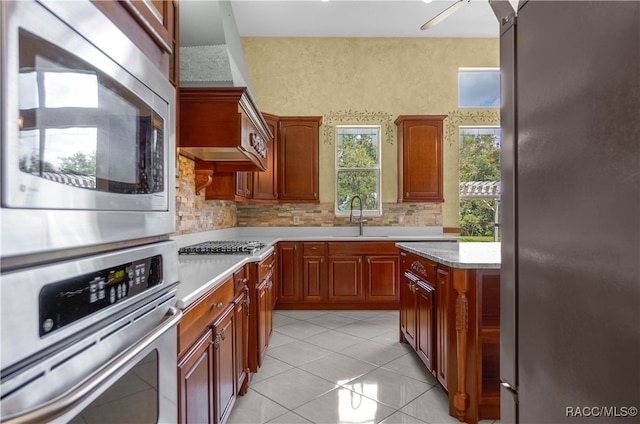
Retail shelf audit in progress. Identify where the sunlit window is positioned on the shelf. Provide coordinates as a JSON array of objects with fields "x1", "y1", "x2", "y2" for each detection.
[
  {"x1": 335, "y1": 126, "x2": 381, "y2": 216},
  {"x1": 458, "y1": 68, "x2": 500, "y2": 108}
]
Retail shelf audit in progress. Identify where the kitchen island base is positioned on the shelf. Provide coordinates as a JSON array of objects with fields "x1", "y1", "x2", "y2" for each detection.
[{"x1": 398, "y1": 244, "x2": 500, "y2": 424}]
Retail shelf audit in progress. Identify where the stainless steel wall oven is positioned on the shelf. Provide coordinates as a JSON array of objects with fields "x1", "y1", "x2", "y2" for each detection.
[
  {"x1": 1, "y1": 0, "x2": 176, "y2": 263},
  {"x1": 0, "y1": 241, "x2": 182, "y2": 423}
]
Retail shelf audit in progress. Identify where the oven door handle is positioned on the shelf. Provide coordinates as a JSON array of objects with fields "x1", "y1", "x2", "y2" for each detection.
[{"x1": 3, "y1": 306, "x2": 183, "y2": 424}]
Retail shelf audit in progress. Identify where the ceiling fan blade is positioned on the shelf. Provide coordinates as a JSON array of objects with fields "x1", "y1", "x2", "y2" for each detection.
[{"x1": 420, "y1": 0, "x2": 471, "y2": 30}]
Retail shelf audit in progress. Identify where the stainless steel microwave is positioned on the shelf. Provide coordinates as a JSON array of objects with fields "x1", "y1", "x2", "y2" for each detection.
[{"x1": 1, "y1": 0, "x2": 176, "y2": 261}]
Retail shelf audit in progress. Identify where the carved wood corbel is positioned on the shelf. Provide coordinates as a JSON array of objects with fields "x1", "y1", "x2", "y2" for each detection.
[{"x1": 453, "y1": 270, "x2": 470, "y2": 421}]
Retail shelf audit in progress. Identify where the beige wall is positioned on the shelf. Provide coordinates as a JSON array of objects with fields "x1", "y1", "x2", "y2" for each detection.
[{"x1": 241, "y1": 37, "x2": 499, "y2": 228}]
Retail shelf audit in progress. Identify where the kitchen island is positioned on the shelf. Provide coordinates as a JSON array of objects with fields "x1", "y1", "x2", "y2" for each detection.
[{"x1": 396, "y1": 242, "x2": 500, "y2": 424}]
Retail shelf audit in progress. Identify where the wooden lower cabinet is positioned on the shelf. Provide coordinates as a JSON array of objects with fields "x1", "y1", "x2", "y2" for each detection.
[
  {"x1": 249, "y1": 251, "x2": 276, "y2": 371},
  {"x1": 416, "y1": 282, "x2": 435, "y2": 374},
  {"x1": 399, "y1": 249, "x2": 500, "y2": 424},
  {"x1": 178, "y1": 329, "x2": 215, "y2": 424},
  {"x1": 302, "y1": 242, "x2": 326, "y2": 302},
  {"x1": 399, "y1": 265, "x2": 417, "y2": 350},
  {"x1": 277, "y1": 242, "x2": 301, "y2": 304},
  {"x1": 177, "y1": 275, "x2": 247, "y2": 424},
  {"x1": 365, "y1": 255, "x2": 399, "y2": 303},
  {"x1": 328, "y1": 256, "x2": 364, "y2": 302},
  {"x1": 212, "y1": 305, "x2": 236, "y2": 424},
  {"x1": 277, "y1": 241, "x2": 399, "y2": 309}
]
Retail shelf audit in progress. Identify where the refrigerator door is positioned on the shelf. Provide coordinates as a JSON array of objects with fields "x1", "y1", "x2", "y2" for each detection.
[
  {"x1": 516, "y1": 1, "x2": 640, "y2": 423},
  {"x1": 490, "y1": 0, "x2": 519, "y2": 421}
]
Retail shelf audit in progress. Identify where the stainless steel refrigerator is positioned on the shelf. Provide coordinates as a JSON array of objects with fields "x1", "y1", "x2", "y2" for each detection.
[{"x1": 490, "y1": 1, "x2": 640, "y2": 422}]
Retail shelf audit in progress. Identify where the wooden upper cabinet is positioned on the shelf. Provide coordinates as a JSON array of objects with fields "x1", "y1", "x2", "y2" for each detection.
[
  {"x1": 92, "y1": 0, "x2": 178, "y2": 81},
  {"x1": 252, "y1": 113, "x2": 279, "y2": 200},
  {"x1": 278, "y1": 117, "x2": 322, "y2": 202},
  {"x1": 395, "y1": 115, "x2": 446, "y2": 203}
]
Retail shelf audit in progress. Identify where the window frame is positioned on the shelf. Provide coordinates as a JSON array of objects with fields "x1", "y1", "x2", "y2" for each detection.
[{"x1": 334, "y1": 124, "x2": 382, "y2": 217}]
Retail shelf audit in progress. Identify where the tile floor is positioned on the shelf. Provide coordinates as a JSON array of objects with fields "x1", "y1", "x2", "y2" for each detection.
[{"x1": 227, "y1": 309, "x2": 500, "y2": 424}]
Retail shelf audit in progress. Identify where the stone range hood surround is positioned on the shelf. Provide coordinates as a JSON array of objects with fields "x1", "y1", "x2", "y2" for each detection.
[
  {"x1": 180, "y1": 44, "x2": 250, "y2": 89},
  {"x1": 179, "y1": 0, "x2": 253, "y2": 93},
  {"x1": 178, "y1": 1, "x2": 270, "y2": 170}
]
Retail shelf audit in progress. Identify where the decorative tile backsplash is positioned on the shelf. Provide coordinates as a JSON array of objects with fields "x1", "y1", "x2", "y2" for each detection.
[
  {"x1": 175, "y1": 156, "x2": 442, "y2": 233},
  {"x1": 174, "y1": 156, "x2": 238, "y2": 235},
  {"x1": 236, "y1": 202, "x2": 441, "y2": 227}
]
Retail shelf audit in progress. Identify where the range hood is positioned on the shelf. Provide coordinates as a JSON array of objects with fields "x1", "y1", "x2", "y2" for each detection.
[{"x1": 178, "y1": 0, "x2": 271, "y2": 171}]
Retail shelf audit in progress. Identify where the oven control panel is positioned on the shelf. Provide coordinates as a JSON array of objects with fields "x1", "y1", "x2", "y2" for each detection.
[{"x1": 38, "y1": 255, "x2": 163, "y2": 336}]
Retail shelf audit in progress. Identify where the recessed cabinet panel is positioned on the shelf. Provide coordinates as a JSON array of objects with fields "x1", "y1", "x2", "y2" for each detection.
[
  {"x1": 279, "y1": 118, "x2": 321, "y2": 201},
  {"x1": 252, "y1": 113, "x2": 279, "y2": 200},
  {"x1": 396, "y1": 115, "x2": 446, "y2": 203},
  {"x1": 365, "y1": 255, "x2": 399, "y2": 302},
  {"x1": 328, "y1": 256, "x2": 364, "y2": 301}
]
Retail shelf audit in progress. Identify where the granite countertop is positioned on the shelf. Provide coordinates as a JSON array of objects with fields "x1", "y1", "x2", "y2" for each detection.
[
  {"x1": 396, "y1": 242, "x2": 501, "y2": 269},
  {"x1": 174, "y1": 226, "x2": 457, "y2": 309}
]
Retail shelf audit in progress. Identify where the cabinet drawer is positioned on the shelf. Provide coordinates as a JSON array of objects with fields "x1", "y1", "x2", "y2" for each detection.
[
  {"x1": 259, "y1": 252, "x2": 276, "y2": 282},
  {"x1": 404, "y1": 252, "x2": 437, "y2": 286},
  {"x1": 303, "y1": 242, "x2": 326, "y2": 256},
  {"x1": 234, "y1": 266, "x2": 248, "y2": 296},
  {"x1": 178, "y1": 276, "x2": 235, "y2": 357}
]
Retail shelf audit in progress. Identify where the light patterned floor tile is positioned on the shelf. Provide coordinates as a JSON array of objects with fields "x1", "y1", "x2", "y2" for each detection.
[
  {"x1": 266, "y1": 340, "x2": 332, "y2": 367},
  {"x1": 250, "y1": 355, "x2": 294, "y2": 384},
  {"x1": 304, "y1": 313, "x2": 360, "y2": 329},
  {"x1": 340, "y1": 340, "x2": 408, "y2": 366},
  {"x1": 266, "y1": 411, "x2": 313, "y2": 423},
  {"x1": 273, "y1": 321, "x2": 330, "y2": 340},
  {"x1": 380, "y1": 411, "x2": 429, "y2": 423},
  {"x1": 334, "y1": 321, "x2": 390, "y2": 340},
  {"x1": 299, "y1": 352, "x2": 377, "y2": 384},
  {"x1": 227, "y1": 389, "x2": 288, "y2": 424},
  {"x1": 293, "y1": 387, "x2": 396, "y2": 424},
  {"x1": 251, "y1": 368, "x2": 337, "y2": 410},
  {"x1": 303, "y1": 329, "x2": 366, "y2": 352},
  {"x1": 381, "y1": 353, "x2": 438, "y2": 385},
  {"x1": 400, "y1": 385, "x2": 459, "y2": 424},
  {"x1": 343, "y1": 367, "x2": 432, "y2": 409}
]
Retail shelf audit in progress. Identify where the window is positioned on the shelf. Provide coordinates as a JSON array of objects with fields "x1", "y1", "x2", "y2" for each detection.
[
  {"x1": 458, "y1": 68, "x2": 500, "y2": 107},
  {"x1": 335, "y1": 126, "x2": 381, "y2": 215},
  {"x1": 459, "y1": 126, "x2": 501, "y2": 241}
]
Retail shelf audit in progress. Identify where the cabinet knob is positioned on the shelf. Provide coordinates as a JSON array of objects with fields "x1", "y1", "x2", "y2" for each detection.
[
  {"x1": 242, "y1": 278, "x2": 248, "y2": 284},
  {"x1": 212, "y1": 335, "x2": 220, "y2": 349},
  {"x1": 212, "y1": 301, "x2": 223, "y2": 309}
]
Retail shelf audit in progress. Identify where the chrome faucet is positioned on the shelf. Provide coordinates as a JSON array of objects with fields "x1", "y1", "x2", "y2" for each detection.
[{"x1": 349, "y1": 195, "x2": 368, "y2": 236}]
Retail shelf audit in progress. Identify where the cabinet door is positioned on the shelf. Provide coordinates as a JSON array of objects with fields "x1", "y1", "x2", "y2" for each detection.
[
  {"x1": 303, "y1": 256, "x2": 326, "y2": 302},
  {"x1": 265, "y1": 275, "x2": 274, "y2": 344},
  {"x1": 364, "y1": 255, "x2": 399, "y2": 303},
  {"x1": 256, "y1": 280, "x2": 269, "y2": 367},
  {"x1": 253, "y1": 113, "x2": 279, "y2": 200},
  {"x1": 278, "y1": 118, "x2": 321, "y2": 201},
  {"x1": 436, "y1": 267, "x2": 451, "y2": 390},
  {"x1": 328, "y1": 256, "x2": 364, "y2": 302},
  {"x1": 400, "y1": 274, "x2": 417, "y2": 349},
  {"x1": 277, "y1": 242, "x2": 301, "y2": 303},
  {"x1": 235, "y1": 172, "x2": 252, "y2": 199},
  {"x1": 234, "y1": 291, "x2": 249, "y2": 395},
  {"x1": 212, "y1": 305, "x2": 236, "y2": 424},
  {"x1": 178, "y1": 329, "x2": 214, "y2": 424},
  {"x1": 396, "y1": 116, "x2": 446, "y2": 203},
  {"x1": 416, "y1": 283, "x2": 435, "y2": 374}
]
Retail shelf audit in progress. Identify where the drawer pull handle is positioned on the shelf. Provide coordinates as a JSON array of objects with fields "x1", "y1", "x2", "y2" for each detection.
[{"x1": 220, "y1": 329, "x2": 226, "y2": 340}]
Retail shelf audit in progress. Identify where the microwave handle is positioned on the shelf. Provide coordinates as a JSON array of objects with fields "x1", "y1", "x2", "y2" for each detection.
[{"x1": 3, "y1": 306, "x2": 183, "y2": 424}]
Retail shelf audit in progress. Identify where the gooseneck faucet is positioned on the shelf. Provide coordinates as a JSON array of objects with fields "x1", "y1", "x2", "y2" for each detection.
[{"x1": 349, "y1": 195, "x2": 368, "y2": 236}]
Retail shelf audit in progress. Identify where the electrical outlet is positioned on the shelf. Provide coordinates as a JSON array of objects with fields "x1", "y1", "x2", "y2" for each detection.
[{"x1": 293, "y1": 216, "x2": 301, "y2": 225}]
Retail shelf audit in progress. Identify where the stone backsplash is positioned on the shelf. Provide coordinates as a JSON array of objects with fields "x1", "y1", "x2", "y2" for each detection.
[
  {"x1": 236, "y1": 202, "x2": 442, "y2": 227},
  {"x1": 174, "y1": 155, "x2": 238, "y2": 235},
  {"x1": 175, "y1": 156, "x2": 442, "y2": 233}
]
